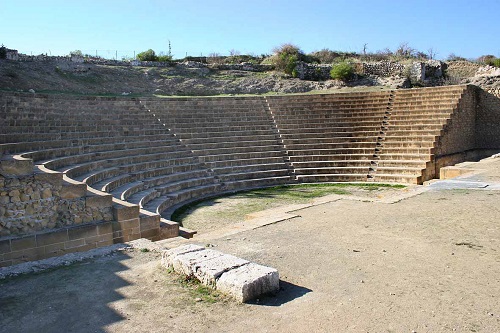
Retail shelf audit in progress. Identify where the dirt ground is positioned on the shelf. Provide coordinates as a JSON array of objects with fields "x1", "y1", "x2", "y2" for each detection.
[{"x1": 1, "y1": 157, "x2": 500, "y2": 333}]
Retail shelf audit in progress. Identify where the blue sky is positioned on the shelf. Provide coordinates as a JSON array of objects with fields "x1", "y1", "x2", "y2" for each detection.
[{"x1": 2, "y1": 0, "x2": 499, "y2": 60}]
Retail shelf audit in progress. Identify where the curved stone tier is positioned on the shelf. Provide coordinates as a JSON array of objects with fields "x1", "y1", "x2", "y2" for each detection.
[{"x1": 3, "y1": 84, "x2": 497, "y2": 266}]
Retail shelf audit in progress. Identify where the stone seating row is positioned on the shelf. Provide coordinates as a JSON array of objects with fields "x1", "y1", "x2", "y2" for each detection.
[
  {"x1": 0, "y1": 86, "x2": 468, "y2": 250},
  {"x1": 372, "y1": 86, "x2": 466, "y2": 183},
  {"x1": 267, "y1": 91, "x2": 393, "y2": 183}
]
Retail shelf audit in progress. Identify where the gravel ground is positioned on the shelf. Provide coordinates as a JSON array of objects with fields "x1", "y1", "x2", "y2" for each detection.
[{"x1": 1, "y1": 157, "x2": 500, "y2": 333}]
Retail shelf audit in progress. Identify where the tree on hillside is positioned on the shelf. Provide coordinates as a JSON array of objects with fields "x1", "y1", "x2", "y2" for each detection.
[
  {"x1": 70, "y1": 50, "x2": 83, "y2": 56},
  {"x1": 272, "y1": 43, "x2": 307, "y2": 76},
  {"x1": 137, "y1": 49, "x2": 158, "y2": 61}
]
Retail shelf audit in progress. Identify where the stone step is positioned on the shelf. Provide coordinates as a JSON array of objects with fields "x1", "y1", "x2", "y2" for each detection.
[
  {"x1": 374, "y1": 166, "x2": 424, "y2": 175},
  {"x1": 371, "y1": 174, "x2": 421, "y2": 185},
  {"x1": 284, "y1": 136, "x2": 380, "y2": 144},
  {"x1": 291, "y1": 160, "x2": 373, "y2": 168},
  {"x1": 186, "y1": 139, "x2": 280, "y2": 150},
  {"x1": 191, "y1": 145, "x2": 283, "y2": 156},
  {"x1": 287, "y1": 147, "x2": 376, "y2": 156},
  {"x1": 180, "y1": 133, "x2": 278, "y2": 144},
  {"x1": 198, "y1": 150, "x2": 284, "y2": 163},
  {"x1": 294, "y1": 166, "x2": 369, "y2": 175},
  {"x1": 111, "y1": 170, "x2": 211, "y2": 200},
  {"x1": 296, "y1": 174, "x2": 369, "y2": 183},
  {"x1": 289, "y1": 154, "x2": 374, "y2": 162},
  {"x1": 284, "y1": 142, "x2": 378, "y2": 150},
  {"x1": 220, "y1": 176, "x2": 293, "y2": 192},
  {"x1": 216, "y1": 169, "x2": 290, "y2": 182},
  {"x1": 68, "y1": 160, "x2": 205, "y2": 183},
  {"x1": 204, "y1": 156, "x2": 287, "y2": 169},
  {"x1": 46, "y1": 150, "x2": 196, "y2": 175},
  {"x1": 212, "y1": 162, "x2": 289, "y2": 175}
]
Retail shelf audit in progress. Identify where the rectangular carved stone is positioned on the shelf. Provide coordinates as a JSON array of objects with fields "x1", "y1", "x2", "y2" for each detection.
[
  {"x1": 36, "y1": 230, "x2": 69, "y2": 247},
  {"x1": 86, "y1": 192, "x2": 113, "y2": 209},
  {"x1": 161, "y1": 244, "x2": 205, "y2": 268},
  {"x1": 0, "y1": 239, "x2": 12, "y2": 253},
  {"x1": 0, "y1": 157, "x2": 33, "y2": 177},
  {"x1": 97, "y1": 222, "x2": 113, "y2": 236},
  {"x1": 60, "y1": 182, "x2": 87, "y2": 199},
  {"x1": 68, "y1": 224, "x2": 98, "y2": 241},
  {"x1": 216, "y1": 263, "x2": 280, "y2": 303},
  {"x1": 172, "y1": 249, "x2": 223, "y2": 276},
  {"x1": 113, "y1": 202, "x2": 140, "y2": 222},
  {"x1": 34, "y1": 170, "x2": 62, "y2": 187},
  {"x1": 11, "y1": 236, "x2": 36, "y2": 251},
  {"x1": 194, "y1": 254, "x2": 249, "y2": 287}
]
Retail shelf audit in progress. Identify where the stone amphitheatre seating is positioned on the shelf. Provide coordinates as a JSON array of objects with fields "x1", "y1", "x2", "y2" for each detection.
[
  {"x1": 2, "y1": 84, "x2": 496, "y2": 266},
  {"x1": 139, "y1": 97, "x2": 292, "y2": 217},
  {"x1": 266, "y1": 91, "x2": 393, "y2": 183}
]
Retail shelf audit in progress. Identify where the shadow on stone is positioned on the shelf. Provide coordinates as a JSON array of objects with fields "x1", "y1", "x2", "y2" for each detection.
[{"x1": 246, "y1": 280, "x2": 312, "y2": 307}]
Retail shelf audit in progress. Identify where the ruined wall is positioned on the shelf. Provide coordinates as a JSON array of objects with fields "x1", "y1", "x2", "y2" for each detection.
[
  {"x1": 295, "y1": 60, "x2": 446, "y2": 81},
  {"x1": 362, "y1": 61, "x2": 405, "y2": 77}
]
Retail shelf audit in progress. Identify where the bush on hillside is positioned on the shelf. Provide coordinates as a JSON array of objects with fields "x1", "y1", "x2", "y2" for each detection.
[
  {"x1": 137, "y1": 49, "x2": 158, "y2": 61},
  {"x1": 490, "y1": 59, "x2": 500, "y2": 68},
  {"x1": 0, "y1": 45, "x2": 6, "y2": 59},
  {"x1": 330, "y1": 62, "x2": 354, "y2": 81},
  {"x1": 271, "y1": 44, "x2": 306, "y2": 76}
]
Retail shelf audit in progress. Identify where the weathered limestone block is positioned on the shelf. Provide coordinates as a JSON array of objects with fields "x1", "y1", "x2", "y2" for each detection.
[
  {"x1": 163, "y1": 244, "x2": 280, "y2": 302},
  {"x1": 194, "y1": 254, "x2": 249, "y2": 287},
  {"x1": 172, "y1": 249, "x2": 224, "y2": 276},
  {"x1": 217, "y1": 263, "x2": 280, "y2": 303},
  {"x1": 161, "y1": 244, "x2": 205, "y2": 268}
]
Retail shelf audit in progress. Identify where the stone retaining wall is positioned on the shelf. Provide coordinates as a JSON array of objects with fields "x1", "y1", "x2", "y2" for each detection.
[
  {"x1": 0, "y1": 173, "x2": 113, "y2": 237},
  {"x1": 295, "y1": 60, "x2": 446, "y2": 81},
  {"x1": 476, "y1": 88, "x2": 500, "y2": 149}
]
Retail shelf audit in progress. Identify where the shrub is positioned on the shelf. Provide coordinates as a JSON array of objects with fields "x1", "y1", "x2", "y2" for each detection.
[
  {"x1": 137, "y1": 49, "x2": 158, "y2": 61},
  {"x1": 157, "y1": 54, "x2": 172, "y2": 62},
  {"x1": 491, "y1": 59, "x2": 500, "y2": 68},
  {"x1": 0, "y1": 45, "x2": 6, "y2": 59},
  {"x1": 478, "y1": 55, "x2": 495, "y2": 64},
  {"x1": 271, "y1": 44, "x2": 306, "y2": 76},
  {"x1": 330, "y1": 62, "x2": 354, "y2": 81}
]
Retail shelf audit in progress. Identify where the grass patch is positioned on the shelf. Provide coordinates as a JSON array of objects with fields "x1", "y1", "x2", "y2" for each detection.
[
  {"x1": 173, "y1": 272, "x2": 226, "y2": 304},
  {"x1": 172, "y1": 183, "x2": 406, "y2": 227}
]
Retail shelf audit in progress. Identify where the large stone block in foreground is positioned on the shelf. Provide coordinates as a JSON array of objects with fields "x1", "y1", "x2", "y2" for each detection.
[
  {"x1": 163, "y1": 244, "x2": 279, "y2": 302},
  {"x1": 217, "y1": 262, "x2": 280, "y2": 303}
]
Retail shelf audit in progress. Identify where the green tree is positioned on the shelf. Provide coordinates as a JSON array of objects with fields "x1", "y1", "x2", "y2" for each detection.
[
  {"x1": 137, "y1": 49, "x2": 158, "y2": 61},
  {"x1": 70, "y1": 50, "x2": 83, "y2": 56}
]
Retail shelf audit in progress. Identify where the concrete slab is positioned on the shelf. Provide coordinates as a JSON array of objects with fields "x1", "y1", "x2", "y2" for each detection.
[{"x1": 216, "y1": 262, "x2": 280, "y2": 303}]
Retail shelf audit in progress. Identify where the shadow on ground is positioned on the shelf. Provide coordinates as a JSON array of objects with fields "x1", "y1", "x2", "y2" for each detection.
[
  {"x1": 0, "y1": 252, "x2": 132, "y2": 333},
  {"x1": 247, "y1": 280, "x2": 312, "y2": 307}
]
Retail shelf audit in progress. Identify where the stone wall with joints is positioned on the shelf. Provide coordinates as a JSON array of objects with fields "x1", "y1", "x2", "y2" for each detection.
[
  {"x1": 476, "y1": 87, "x2": 500, "y2": 149},
  {"x1": 0, "y1": 158, "x2": 146, "y2": 267},
  {"x1": 432, "y1": 85, "x2": 478, "y2": 175},
  {"x1": 294, "y1": 60, "x2": 447, "y2": 82}
]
